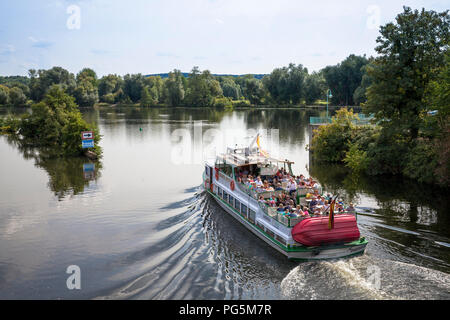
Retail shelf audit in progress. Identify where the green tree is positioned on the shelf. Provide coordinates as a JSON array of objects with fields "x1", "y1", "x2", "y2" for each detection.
[
  {"x1": 364, "y1": 7, "x2": 449, "y2": 141},
  {"x1": 163, "y1": 69, "x2": 185, "y2": 107},
  {"x1": 244, "y1": 77, "x2": 265, "y2": 105},
  {"x1": 353, "y1": 64, "x2": 372, "y2": 106},
  {"x1": 219, "y1": 77, "x2": 242, "y2": 100},
  {"x1": 304, "y1": 72, "x2": 326, "y2": 105},
  {"x1": 74, "y1": 68, "x2": 99, "y2": 107},
  {"x1": 322, "y1": 54, "x2": 369, "y2": 106},
  {"x1": 9, "y1": 87, "x2": 28, "y2": 107},
  {"x1": 19, "y1": 86, "x2": 101, "y2": 156},
  {"x1": 123, "y1": 74, "x2": 145, "y2": 103},
  {"x1": 0, "y1": 85, "x2": 10, "y2": 106},
  {"x1": 29, "y1": 67, "x2": 76, "y2": 102},
  {"x1": 184, "y1": 67, "x2": 223, "y2": 107},
  {"x1": 98, "y1": 74, "x2": 124, "y2": 103},
  {"x1": 263, "y1": 63, "x2": 308, "y2": 104},
  {"x1": 140, "y1": 86, "x2": 156, "y2": 107}
]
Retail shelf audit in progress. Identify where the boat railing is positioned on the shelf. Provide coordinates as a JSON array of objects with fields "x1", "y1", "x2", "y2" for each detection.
[
  {"x1": 258, "y1": 201, "x2": 304, "y2": 228},
  {"x1": 237, "y1": 181, "x2": 322, "y2": 202}
]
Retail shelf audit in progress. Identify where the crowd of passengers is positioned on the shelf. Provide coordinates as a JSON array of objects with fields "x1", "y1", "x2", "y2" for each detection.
[
  {"x1": 237, "y1": 167, "x2": 356, "y2": 219},
  {"x1": 237, "y1": 167, "x2": 319, "y2": 193}
]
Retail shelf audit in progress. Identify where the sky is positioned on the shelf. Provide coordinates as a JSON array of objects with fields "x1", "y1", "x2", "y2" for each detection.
[{"x1": 0, "y1": 0, "x2": 448, "y2": 77}]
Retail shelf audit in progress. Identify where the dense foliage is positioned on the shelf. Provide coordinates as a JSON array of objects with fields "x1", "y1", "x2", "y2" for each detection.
[
  {"x1": 1, "y1": 55, "x2": 375, "y2": 109},
  {"x1": 311, "y1": 7, "x2": 450, "y2": 187},
  {"x1": 1, "y1": 86, "x2": 101, "y2": 157}
]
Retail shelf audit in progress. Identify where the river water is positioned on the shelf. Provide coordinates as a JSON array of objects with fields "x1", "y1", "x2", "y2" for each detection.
[{"x1": 0, "y1": 107, "x2": 449, "y2": 300}]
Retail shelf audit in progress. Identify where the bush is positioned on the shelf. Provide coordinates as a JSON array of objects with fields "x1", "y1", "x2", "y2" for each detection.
[
  {"x1": 0, "y1": 85, "x2": 10, "y2": 105},
  {"x1": 9, "y1": 87, "x2": 28, "y2": 107},
  {"x1": 101, "y1": 93, "x2": 115, "y2": 104},
  {"x1": 364, "y1": 133, "x2": 409, "y2": 176},
  {"x1": 232, "y1": 99, "x2": 252, "y2": 107},
  {"x1": 17, "y1": 85, "x2": 101, "y2": 156},
  {"x1": 213, "y1": 97, "x2": 233, "y2": 108},
  {"x1": 310, "y1": 108, "x2": 358, "y2": 162},
  {"x1": 403, "y1": 140, "x2": 439, "y2": 184},
  {"x1": 344, "y1": 145, "x2": 369, "y2": 173}
]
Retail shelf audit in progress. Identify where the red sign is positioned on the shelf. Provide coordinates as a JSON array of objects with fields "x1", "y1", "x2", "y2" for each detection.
[{"x1": 81, "y1": 131, "x2": 94, "y2": 140}]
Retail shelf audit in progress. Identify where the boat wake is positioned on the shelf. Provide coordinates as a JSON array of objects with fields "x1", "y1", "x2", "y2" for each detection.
[
  {"x1": 94, "y1": 186, "x2": 449, "y2": 300},
  {"x1": 281, "y1": 255, "x2": 450, "y2": 300},
  {"x1": 94, "y1": 186, "x2": 291, "y2": 300}
]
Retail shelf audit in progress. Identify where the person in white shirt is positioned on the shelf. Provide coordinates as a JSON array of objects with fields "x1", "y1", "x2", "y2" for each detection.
[
  {"x1": 287, "y1": 179, "x2": 297, "y2": 196},
  {"x1": 255, "y1": 176, "x2": 264, "y2": 187}
]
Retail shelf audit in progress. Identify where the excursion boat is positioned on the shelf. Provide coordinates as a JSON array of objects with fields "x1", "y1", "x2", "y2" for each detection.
[{"x1": 203, "y1": 135, "x2": 368, "y2": 261}]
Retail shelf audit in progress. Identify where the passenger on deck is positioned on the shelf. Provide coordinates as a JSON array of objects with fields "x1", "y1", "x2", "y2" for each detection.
[
  {"x1": 301, "y1": 206, "x2": 310, "y2": 217},
  {"x1": 255, "y1": 176, "x2": 264, "y2": 187},
  {"x1": 309, "y1": 198, "x2": 318, "y2": 210},
  {"x1": 346, "y1": 203, "x2": 355, "y2": 212},
  {"x1": 313, "y1": 189, "x2": 320, "y2": 197},
  {"x1": 263, "y1": 180, "x2": 274, "y2": 192},
  {"x1": 317, "y1": 196, "x2": 325, "y2": 206},
  {"x1": 287, "y1": 178, "x2": 297, "y2": 196},
  {"x1": 275, "y1": 182, "x2": 283, "y2": 191},
  {"x1": 267, "y1": 196, "x2": 276, "y2": 207},
  {"x1": 321, "y1": 200, "x2": 330, "y2": 215}
]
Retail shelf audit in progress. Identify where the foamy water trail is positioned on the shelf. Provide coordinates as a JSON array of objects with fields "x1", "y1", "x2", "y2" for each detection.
[{"x1": 281, "y1": 255, "x2": 450, "y2": 300}]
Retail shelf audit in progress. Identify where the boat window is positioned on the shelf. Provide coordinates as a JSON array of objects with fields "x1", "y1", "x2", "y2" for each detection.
[
  {"x1": 216, "y1": 158, "x2": 233, "y2": 178},
  {"x1": 274, "y1": 235, "x2": 287, "y2": 247},
  {"x1": 235, "y1": 200, "x2": 241, "y2": 212},
  {"x1": 223, "y1": 191, "x2": 228, "y2": 202},
  {"x1": 222, "y1": 162, "x2": 233, "y2": 177},
  {"x1": 241, "y1": 204, "x2": 248, "y2": 216},
  {"x1": 228, "y1": 195, "x2": 234, "y2": 206},
  {"x1": 248, "y1": 210, "x2": 256, "y2": 224},
  {"x1": 205, "y1": 166, "x2": 210, "y2": 177},
  {"x1": 218, "y1": 187, "x2": 222, "y2": 198},
  {"x1": 256, "y1": 221, "x2": 265, "y2": 230},
  {"x1": 266, "y1": 228, "x2": 275, "y2": 239}
]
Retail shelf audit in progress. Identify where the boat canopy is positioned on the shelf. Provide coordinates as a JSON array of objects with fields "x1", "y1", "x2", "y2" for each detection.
[{"x1": 216, "y1": 146, "x2": 294, "y2": 168}]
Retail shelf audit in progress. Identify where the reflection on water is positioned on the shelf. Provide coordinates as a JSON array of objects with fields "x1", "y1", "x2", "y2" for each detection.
[
  {"x1": 2, "y1": 134, "x2": 102, "y2": 200},
  {"x1": 310, "y1": 163, "x2": 450, "y2": 273},
  {"x1": 0, "y1": 106, "x2": 448, "y2": 300}
]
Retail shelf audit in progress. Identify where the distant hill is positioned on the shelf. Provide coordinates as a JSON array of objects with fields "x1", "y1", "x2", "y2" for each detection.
[{"x1": 145, "y1": 73, "x2": 266, "y2": 79}]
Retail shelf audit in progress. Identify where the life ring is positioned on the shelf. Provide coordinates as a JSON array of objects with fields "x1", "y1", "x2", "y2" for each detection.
[
  {"x1": 215, "y1": 168, "x2": 219, "y2": 181},
  {"x1": 230, "y1": 180, "x2": 235, "y2": 191}
]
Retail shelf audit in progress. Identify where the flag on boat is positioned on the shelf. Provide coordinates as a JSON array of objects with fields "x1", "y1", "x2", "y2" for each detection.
[
  {"x1": 256, "y1": 135, "x2": 269, "y2": 158},
  {"x1": 328, "y1": 195, "x2": 338, "y2": 230}
]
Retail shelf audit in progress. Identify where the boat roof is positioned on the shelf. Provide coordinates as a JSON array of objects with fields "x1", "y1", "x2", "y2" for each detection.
[{"x1": 217, "y1": 146, "x2": 294, "y2": 167}]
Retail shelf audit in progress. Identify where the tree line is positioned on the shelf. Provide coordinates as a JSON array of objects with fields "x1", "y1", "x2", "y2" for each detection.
[{"x1": 0, "y1": 56, "x2": 372, "y2": 109}]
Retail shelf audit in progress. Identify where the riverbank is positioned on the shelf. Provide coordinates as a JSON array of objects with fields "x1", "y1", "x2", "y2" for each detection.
[
  {"x1": 309, "y1": 108, "x2": 449, "y2": 188},
  {"x1": 93, "y1": 101, "x2": 357, "y2": 110}
]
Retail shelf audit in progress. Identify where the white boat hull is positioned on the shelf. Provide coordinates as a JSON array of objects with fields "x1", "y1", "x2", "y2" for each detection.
[{"x1": 209, "y1": 190, "x2": 367, "y2": 261}]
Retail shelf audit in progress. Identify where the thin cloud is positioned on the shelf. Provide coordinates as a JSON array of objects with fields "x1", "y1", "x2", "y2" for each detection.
[
  {"x1": 28, "y1": 36, "x2": 54, "y2": 49},
  {"x1": 91, "y1": 49, "x2": 111, "y2": 55},
  {"x1": 0, "y1": 44, "x2": 15, "y2": 56}
]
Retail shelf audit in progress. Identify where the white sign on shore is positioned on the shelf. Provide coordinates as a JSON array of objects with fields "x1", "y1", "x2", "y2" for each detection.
[{"x1": 81, "y1": 131, "x2": 94, "y2": 140}]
